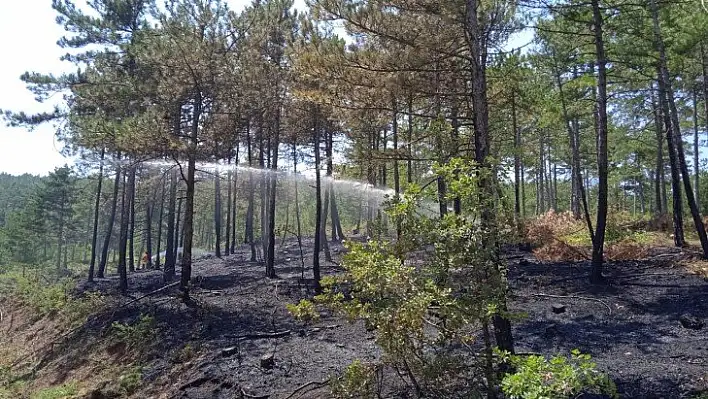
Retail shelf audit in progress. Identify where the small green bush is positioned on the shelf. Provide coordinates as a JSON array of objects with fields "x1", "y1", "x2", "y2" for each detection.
[
  {"x1": 330, "y1": 359, "x2": 378, "y2": 398},
  {"x1": 286, "y1": 299, "x2": 320, "y2": 324},
  {"x1": 501, "y1": 349, "x2": 617, "y2": 399},
  {"x1": 111, "y1": 314, "x2": 157, "y2": 351},
  {"x1": 118, "y1": 367, "x2": 142, "y2": 395}
]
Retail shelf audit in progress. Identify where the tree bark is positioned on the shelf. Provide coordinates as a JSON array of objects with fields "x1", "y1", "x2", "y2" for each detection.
[
  {"x1": 214, "y1": 166, "x2": 222, "y2": 258},
  {"x1": 128, "y1": 166, "x2": 136, "y2": 272},
  {"x1": 651, "y1": 0, "x2": 708, "y2": 255},
  {"x1": 88, "y1": 147, "x2": 105, "y2": 281},
  {"x1": 225, "y1": 162, "x2": 232, "y2": 256},
  {"x1": 651, "y1": 84, "x2": 666, "y2": 217},
  {"x1": 693, "y1": 86, "x2": 700, "y2": 211},
  {"x1": 245, "y1": 120, "x2": 257, "y2": 262},
  {"x1": 98, "y1": 156, "x2": 121, "y2": 278},
  {"x1": 145, "y1": 189, "x2": 153, "y2": 269},
  {"x1": 231, "y1": 143, "x2": 240, "y2": 254},
  {"x1": 117, "y1": 168, "x2": 129, "y2": 294},
  {"x1": 512, "y1": 89, "x2": 521, "y2": 222},
  {"x1": 180, "y1": 91, "x2": 201, "y2": 297},
  {"x1": 590, "y1": 0, "x2": 610, "y2": 284},
  {"x1": 466, "y1": 0, "x2": 514, "y2": 361},
  {"x1": 266, "y1": 110, "x2": 281, "y2": 278},
  {"x1": 156, "y1": 176, "x2": 165, "y2": 269},
  {"x1": 313, "y1": 106, "x2": 323, "y2": 294},
  {"x1": 164, "y1": 169, "x2": 177, "y2": 280}
]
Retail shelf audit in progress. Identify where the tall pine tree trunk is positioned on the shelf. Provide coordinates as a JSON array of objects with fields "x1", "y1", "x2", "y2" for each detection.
[
  {"x1": 128, "y1": 166, "x2": 136, "y2": 272},
  {"x1": 652, "y1": 0, "x2": 708, "y2": 255},
  {"x1": 155, "y1": 177, "x2": 165, "y2": 269},
  {"x1": 225, "y1": 163, "x2": 232, "y2": 256},
  {"x1": 313, "y1": 106, "x2": 323, "y2": 293},
  {"x1": 117, "y1": 168, "x2": 129, "y2": 294},
  {"x1": 98, "y1": 157, "x2": 121, "y2": 278},
  {"x1": 658, "y1": 73, "x2": 685, "y2": 246},
  {"x1": 231, "y1": 143, "x2": 240, "y2": 254},
  {"x1": 180, "y1": 91, "x2": 201, "y2": 297},
  {"x1": 164, "y1": 169, "x2": 177, "y2": 280},
  {"x1": 651, "y1": 84, "x2": 667, "y2": 218},
  {"x1": 266, "y1": 111, "x2": 281, "y2": 278},
  {"x1": 88, "y1": 147, "x2": 105, "y2": 281},
  {"x1": 214, "y1": 166, "x2": 222, "y2": 257},
  {"x1": 245, "y1": 121, "x2": 257, "y2": 261},
  {"x1": 693, "y1": 86, "x2": 700, "y2": 211},
  {"x1": 466, "y1": 0, "x2": 514, "y2": 363},
  {"x1": 590, "y1": 0, "x2": 610, "y2": 284}
]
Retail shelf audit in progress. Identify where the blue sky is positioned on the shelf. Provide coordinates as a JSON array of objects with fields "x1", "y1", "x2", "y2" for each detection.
[{"x1": 0, "y1": 1, "x2": 531, "y2": 177}]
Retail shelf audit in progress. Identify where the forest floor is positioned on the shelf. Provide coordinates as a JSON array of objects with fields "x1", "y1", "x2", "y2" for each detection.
[{"x1": 1, "y1": 237, "x2": 707, "y2": 399}]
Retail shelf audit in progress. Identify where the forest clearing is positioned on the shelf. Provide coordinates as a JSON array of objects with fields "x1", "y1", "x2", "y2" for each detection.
[{"x1": 1, "y1": 0, "x2": 708, "y2": 398}]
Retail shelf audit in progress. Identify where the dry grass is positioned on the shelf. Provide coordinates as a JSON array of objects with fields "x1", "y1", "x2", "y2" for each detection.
[
  {"x1": 525, "y1": 211, "x2": 660, "y2": 262},
  {"x1": 680, "y1": 259, "x2": 708, "y2": 279}
]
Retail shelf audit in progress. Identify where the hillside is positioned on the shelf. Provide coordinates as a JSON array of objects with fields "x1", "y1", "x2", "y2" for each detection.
[{"x1": 1, "y1": 237, "x2": 706, "y2": 399}]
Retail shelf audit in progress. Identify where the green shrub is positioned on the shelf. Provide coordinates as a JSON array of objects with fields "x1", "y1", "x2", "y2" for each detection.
[
  {"x1": 330, "y1": 359, "x2": 379, "y2": 398},
  {"x1": 118, "y1": 367, "x2": 142, "y2": 395},
  {"x1": 111, "y1": 314, "x2": 157, "y2": 351},
  {"x1": 286, "y1": 299, "x2": 320, "y2": 324},
  {"x1": 316, "y1": 159, "x2": 517, "y2": 396},
  {"x1": 0, "y1": 271, "x2": 104, "y2": 326},
  {"x1": 501, "y1": 350, "x2": 617, "y2": 399}
]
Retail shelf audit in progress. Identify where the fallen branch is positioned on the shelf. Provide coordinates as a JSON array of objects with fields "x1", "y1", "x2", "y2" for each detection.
[
  {"x1": 281, "y1": 380, "x2": 328, "y2": 399},
  {"x1": 224, "y1": 330, "x2": 292, "y2": 341},
  {"x1": 118, "y1": 281, "x2": 180, "y2": 309},
  {"x1": 525, "y1": 293, "x2": 612, "y2": 316}
]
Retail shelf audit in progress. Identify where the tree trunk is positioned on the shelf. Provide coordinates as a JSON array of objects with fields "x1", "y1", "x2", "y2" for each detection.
[
  {"x1": 128, "y1": 166, "x2": 136, "y2": 272},
  {"x1": 156, "y1": 177, "x2": 165, "y2": 269},
  {"x1": 180, "y1": 91, "x2": 201, "y2": 297},
  {"x1": 652, "y1": 0, "x2": 708, "y2": 255},
  {"x1": 164, "y1": 169, "x2": 177, "y2": 281},
  {"x1": 658, "y1": 74, "x2": 685, "y2": 245},
  {"x1": 231, "y1": 143, "x2": 240, "y2": 254},
  {"x1": 590, "y1": 0, "x2": 610, "y2": 284},
  {"x1": 259, "y1": 126, "x2": 268, "y2": 262},
  {"x1": 313, "y1": 106, "x2": 323, "y2": 294},
  {"x1": 145, "y1": 187, "x2": 153, "y2": 269},
  {"x1": 466, "y1": 0, "x2": 514, "y2": 362},
  {"x1": 117, "y1": 168, "x2": 129, "y2": 294},
  {"x1": 175, "y1": 197, "x2": 182, "y2": 261},
  {"x1": 293, "y1": 140, "x2": 306, "y2": 281},
  {"x1": 651, "y1": 84, "x2": 666, "y2": 217},
  {"x1": 225, "y1": 163, "x2": 232, "y2": 256},
  {"x1": 88, "y1": 147, "x2": 105, "y2": 281},
  {"x1": 214, "y1": 166, "x2": 222, "y2": 258},
  {"x1": 693, "y1": 86, "x2": 700, "y2": 211},
  {"x1": 512, "y1": 89, "x2": 521, "y2": 222},
  {"x1": 266, "y1": 111, "x2": 281, "y2": 278},
  {"x1": 98, "y1": 157, "x2": 121, "y2": 278},
  {"x1": 245, "y1": 120, "x2": 257, "y2": 262}
]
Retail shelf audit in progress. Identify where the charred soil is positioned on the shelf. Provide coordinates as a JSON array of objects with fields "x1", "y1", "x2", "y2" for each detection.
[{"x1": 1, "y1": 238, "x2": 706, "y2": 398}]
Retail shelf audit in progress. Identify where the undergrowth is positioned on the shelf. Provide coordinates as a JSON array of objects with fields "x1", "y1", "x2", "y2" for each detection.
[
  {"x1": 526, "y1": 211, "x2": 659, "y2": 262},
  {"x1": 500, "y1": 350, "x2": 617, "y2": 399},
  {"x1": 0, "y1": 269, "x2": 104, "y2": 327}
]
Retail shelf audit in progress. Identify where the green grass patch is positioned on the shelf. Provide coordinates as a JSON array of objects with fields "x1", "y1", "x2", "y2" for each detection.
[{"x1": 29, "y1": 382, "x2": 78, "y2": 399}]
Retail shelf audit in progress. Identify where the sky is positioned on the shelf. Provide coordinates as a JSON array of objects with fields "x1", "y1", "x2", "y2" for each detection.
[{"x1": 0, "y1": 1, "x2": 531, "y2": 177}]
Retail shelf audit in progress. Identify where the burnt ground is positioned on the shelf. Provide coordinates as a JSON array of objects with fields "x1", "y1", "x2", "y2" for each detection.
[{"x1": 5, "y1": 238, "x2": 708, "y2": 398}]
